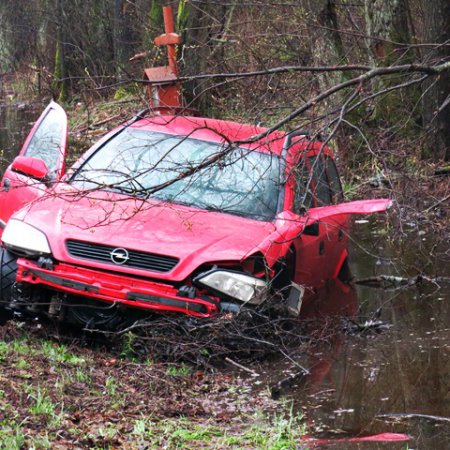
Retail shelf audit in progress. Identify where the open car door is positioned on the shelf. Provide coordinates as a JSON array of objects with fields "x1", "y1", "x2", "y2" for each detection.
[
  {"x1": 305, "y1": 198, "x2": 393, "y2": 222},
  {"x1": 0, "y1": 101, "x2": 67, "y2": 231}
]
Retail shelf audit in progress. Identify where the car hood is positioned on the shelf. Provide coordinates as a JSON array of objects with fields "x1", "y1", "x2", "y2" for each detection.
[{"x1": 14, "y1": 187, "x2": 276, "y2": 281}]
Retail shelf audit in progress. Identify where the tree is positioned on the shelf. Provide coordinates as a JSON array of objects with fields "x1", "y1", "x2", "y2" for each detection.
[{"x1": 422, "y1": 0, "x2": 450, "y2": 161}]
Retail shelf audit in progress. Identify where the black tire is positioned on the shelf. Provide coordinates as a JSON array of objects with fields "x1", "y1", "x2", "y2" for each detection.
[{"x1": 0, "y1": 247, "x2": 18, "y2": 304}]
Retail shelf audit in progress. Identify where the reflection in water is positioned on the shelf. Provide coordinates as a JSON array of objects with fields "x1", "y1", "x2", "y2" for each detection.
[
  {"x1": 0, "y1": 104, "x2": 41, "y2": 173},
  {"x1": 262, "y1": 222, "x2": 449, "y2": 450}
]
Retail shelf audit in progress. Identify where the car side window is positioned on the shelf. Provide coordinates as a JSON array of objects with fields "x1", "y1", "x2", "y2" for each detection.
[
  {"x1": 309, "y1": 155, "x2": 332, "y2": 206},
  {"x1": 293, "y1": 157, "x2": 314, "y2": 212},
  {"x1": 23, "y1": 107, "x2": 65, "y2": 173},
  {"x1": 324, "y1": 156, "x2": 344, "y2": 203}
]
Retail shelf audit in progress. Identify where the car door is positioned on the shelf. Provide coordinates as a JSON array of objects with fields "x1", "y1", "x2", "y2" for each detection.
[
  {"x1": 0, "y1": 101, "x2": 67, "y2": 230},
  {"x1": 308, "y1": 153, "x2": 348, "y2": 280},
  {"x1": 290, "y1": 155, "x2": 325, "y2": 287},
  {"x1": 290, "y1": 153, "x2": 348, "y2": 287}
]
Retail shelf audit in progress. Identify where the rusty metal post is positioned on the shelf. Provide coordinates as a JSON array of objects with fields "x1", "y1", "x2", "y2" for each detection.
[
  {"x1": 162, "y1": 6, "x2": 178, "y2": 75},
  {"x1": 143, "y1": 5, "x2": 184, "y2": 112}
]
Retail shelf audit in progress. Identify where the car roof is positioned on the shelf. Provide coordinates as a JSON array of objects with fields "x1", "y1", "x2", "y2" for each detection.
[{"x1": 130, "y1": 115, "x2": 289, "y2": 155}]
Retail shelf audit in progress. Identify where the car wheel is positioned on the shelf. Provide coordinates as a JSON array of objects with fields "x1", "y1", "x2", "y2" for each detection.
[{"x1": 0, "y1": 247, "x2": 18, "y2": 323}]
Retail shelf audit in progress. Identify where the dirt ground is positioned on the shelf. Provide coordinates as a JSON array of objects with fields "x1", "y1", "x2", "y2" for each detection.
[{"x1": 0, "y1": 317, "x2": 310, "y2": 449}]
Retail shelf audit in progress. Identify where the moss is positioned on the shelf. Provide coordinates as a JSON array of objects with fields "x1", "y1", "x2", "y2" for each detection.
[
  {"x1": 149, "y1": 0, "x2": 163, "y2": 29},
  {"x1": 177, "y1": 0, "x2": 190, "y2": 33},
  {"x1": 53, "y1": 38, "x2": 67, "y2": 102}
]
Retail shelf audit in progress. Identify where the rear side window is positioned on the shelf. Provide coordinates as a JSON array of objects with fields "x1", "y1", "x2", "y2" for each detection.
[
  {"x1": 309, "y1": 156, "x2": 332, "y2": 206},
  {"x1": 324, "y1": 156, "x2": 344, "y2": 203},
  {"x1": 293, "y1": 158, "x2": 314, "y2": 212}
]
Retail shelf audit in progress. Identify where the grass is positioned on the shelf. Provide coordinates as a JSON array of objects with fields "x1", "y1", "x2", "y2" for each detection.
[
  {"x1": 0, "y1": 321, "x2": 309, "y2": 449},
  {"x1": 167, "y1": 364, "x2": 192, "y2": 376},
  {"x1": 126, "y1": 412, "x2": 306, "y2": 449},
  {"x1": 0, "y1": 420, "x2": 26, "y2": 450},
  {"x1": 41, "y1": 341, "x2": 87, "y2": 365}
]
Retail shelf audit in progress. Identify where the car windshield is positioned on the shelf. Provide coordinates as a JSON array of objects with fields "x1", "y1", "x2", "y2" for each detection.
[{"x1": 71, "y1": 128, "x2": 281, "y2": 221}]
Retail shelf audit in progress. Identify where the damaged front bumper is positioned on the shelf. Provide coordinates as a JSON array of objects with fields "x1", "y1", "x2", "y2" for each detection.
[{"x1": 16, "y1": 258, "x2": 220, "y2": 317}]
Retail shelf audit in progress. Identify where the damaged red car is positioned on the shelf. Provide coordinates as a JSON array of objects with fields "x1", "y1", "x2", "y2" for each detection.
[{"x1": 0, "y1": 101, "x2": 391, "y2": 328}]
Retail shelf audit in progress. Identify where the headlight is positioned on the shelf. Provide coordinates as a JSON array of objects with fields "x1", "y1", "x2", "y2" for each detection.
[
  {"x1": 2, "y1": 219, "x2": 51, "y2": 255},
  {"x1": 196, "y1": 269, "x2": 267, "y2": 304}
]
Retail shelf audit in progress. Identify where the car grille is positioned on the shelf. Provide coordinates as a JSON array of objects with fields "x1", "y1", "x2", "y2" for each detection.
[{"x1": 66, "y1": 240, "x2": 179, "y2": 273}]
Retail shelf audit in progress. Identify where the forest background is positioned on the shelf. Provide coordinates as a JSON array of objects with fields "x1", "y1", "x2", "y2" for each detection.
[{"x1": 0, "y1": 0, "x2": 449, "y2": 166}]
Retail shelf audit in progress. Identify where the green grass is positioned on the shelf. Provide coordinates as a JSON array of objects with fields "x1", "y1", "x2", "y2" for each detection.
[
  {"x1": 127, "y1": 410, "x2": 306, "y2": 449},
  {"x1": 0, "y1": 420, "x2": 26, "y2": 450},
  {"x1": 0, "y1": 323, "x2": 309, "y2": 449},
  {"x1": 166, "y1": 364, "x2": 192, "y2": 376},
  {"x1": 41, "y1": 341, "x2": 86, "y2": 365}
]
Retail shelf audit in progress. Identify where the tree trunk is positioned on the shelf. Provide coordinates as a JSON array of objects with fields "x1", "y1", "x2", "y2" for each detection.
[
  {"x1": 53, "y1": 0, "x2": 68, "y2": 101},
  {"x1": 303, "y1": 0, "x2": 348, "y2": 94},
  {"x1": 114, "y1": 0, "x2": 136, "y2": 79},
  {"x1": 365, "y1": 0, "x2": 412, "y2": 64},
  {"x1": 302, "y1": 1, "x2": 352, "y2": 156},
  {"x1": 178, "y1": 1, "x2": 230, "y2": 112},
  {"x1": 422, "y1": 0, "x2": 450, "y2": 161}
]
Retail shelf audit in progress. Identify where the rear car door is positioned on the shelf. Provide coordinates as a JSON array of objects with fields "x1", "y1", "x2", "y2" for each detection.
[
  {"x1": 291, "y1": 155, "x2": 325, "y2": 287},
  {"x1": 0, "y1": 101, "x2": 67, "y2": 230},
  {"x1": 308, "y1": 154, "x2": 348, "y2": 279},
  {"x1": 291, "y1": 153, "x2": 348, "y2": 286}
]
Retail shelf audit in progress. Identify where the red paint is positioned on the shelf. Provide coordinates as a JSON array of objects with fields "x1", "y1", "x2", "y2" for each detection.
[
  {"x1": 302, "y1": 432, "x2": 411, "y2": 446},
  {"x1": 11, "y1": 156, "x2": 50, "y2": 180},
  {"x1": 0, "y1": 101, "x2": 67, "y2": 225},
  {"x1": 17, "y1": 258, "x2": 218, "y2": 317}
]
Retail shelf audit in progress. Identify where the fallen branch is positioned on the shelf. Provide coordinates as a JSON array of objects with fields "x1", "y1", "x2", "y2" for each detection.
[
  {"x1": 422, "y1": 193, "x2": 450, "y2": 213},
  {"x1": 377, "y1": 413, "x2": 450, "y2": 424},
  {"x1": 77, "y1": 113, "x2": 122, "y2": 133},
  {"x1": 224, "y1": 357, "x2": 259, "y2": 376},
  {"x1": 354, "y1": 274, "x2": 450, "y2": 288},
  {"x1": 271, "y1": 369, "x2": 309, "y2": 399}
]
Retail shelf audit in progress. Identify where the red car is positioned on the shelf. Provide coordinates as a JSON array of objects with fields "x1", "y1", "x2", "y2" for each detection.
[{"x1": 0, "y1": 101, "x2": 390, "y2": 328}]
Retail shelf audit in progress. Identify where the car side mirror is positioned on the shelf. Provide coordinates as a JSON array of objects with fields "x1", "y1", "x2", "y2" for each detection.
[
  {"x1": 303, "y1": 221, "x2": 319, "y2": 236},
  {"x1": 11, "y1": 156, "x2": 50, "y2": 180}
]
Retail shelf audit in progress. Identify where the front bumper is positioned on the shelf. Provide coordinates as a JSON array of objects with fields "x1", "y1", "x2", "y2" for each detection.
[{"x1": 16, "y1": 258, "x2": 219, "y2": 317}]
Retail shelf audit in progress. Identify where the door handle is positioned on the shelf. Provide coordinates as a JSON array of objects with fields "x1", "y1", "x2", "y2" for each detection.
[
  {"x1": 2, "y1": 178, "x2": 10, "y2": 192},
  {"x1": 319, "y1": 240, "x2": 325, "y2": 255}
]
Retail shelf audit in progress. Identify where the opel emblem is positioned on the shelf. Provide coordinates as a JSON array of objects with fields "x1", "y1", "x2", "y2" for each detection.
[{"x1": 110, "y1": 248, "x2": 129, "y2": 265}]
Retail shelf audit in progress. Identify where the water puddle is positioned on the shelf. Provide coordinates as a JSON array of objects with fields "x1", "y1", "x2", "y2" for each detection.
[
  {"x1": 0, "y1": 103, "x2": 42, "y2": 168},
  {"x1": 259, "y1": 220, "x2": 450, "y2": 449}
]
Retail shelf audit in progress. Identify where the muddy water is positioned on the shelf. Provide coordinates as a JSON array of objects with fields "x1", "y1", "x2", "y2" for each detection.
[
  {"x1": 0, "y1": 103, "x2": 41, "y2": 164},
  {"x1": 261, "y1": 219, "x2": 449, "y2": 449},
  {"x1": 1, "y1": 105, "x2": 449, "y2": 449}
]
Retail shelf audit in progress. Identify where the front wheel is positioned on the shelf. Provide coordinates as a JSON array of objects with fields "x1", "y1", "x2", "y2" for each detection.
[{"x1": 0, "y1": 247, "x2": 17, "y2": 323}]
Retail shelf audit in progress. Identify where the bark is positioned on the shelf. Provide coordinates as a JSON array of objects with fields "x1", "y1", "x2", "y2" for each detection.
[
  {"x1": 365, "y1": 0, "x2": 412, "y2": 63},
  {"x1": 303, "y1": 0, "x2": 348, "y2": 92},
  {"x1": 53, "y1": 0, "x2": 68, "y2": 101},
  {"x1": 422, "y1": 0, "x2": 450, "y2": 161},
  {"x1": 178, "y1": 1, "x2": 230, "y2": 111},
  {"x1": 302, "y1": 1, "x2": 351, "y2": 156},
  {"x1": 364, "y1": 0, "x2": 420, "y2": 140}
]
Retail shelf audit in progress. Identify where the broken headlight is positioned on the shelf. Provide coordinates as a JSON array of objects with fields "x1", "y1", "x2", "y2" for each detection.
[
  {"x1": 2, "y1": 219, "x2": 51, "y2": 255},
  {"x1": 196, "y1": 269, "x2": 267, "y2": 304}
]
